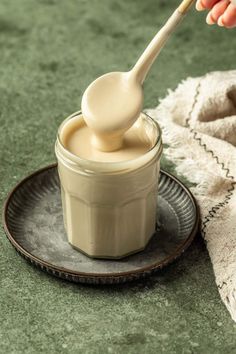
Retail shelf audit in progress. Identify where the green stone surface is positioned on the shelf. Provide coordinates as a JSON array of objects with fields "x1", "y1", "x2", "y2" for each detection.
[{"x1": 0, "y1": 0, "x2": 236, "y2": 353}]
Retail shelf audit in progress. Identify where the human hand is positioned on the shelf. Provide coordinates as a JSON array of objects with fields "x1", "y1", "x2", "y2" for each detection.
[{"x1": 196, "y1": 0, "x2": 236, "y2": 28}]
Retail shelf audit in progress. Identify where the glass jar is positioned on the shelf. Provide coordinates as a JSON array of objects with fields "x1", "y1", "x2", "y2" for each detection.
[{"x1": 55, "y1": 111, "x2": 162, "y2": 259}]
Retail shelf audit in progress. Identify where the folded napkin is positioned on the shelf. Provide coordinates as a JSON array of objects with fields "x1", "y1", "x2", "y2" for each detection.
[{"x1": 147, "y1": 70, "x2": 236, "y2": 322}]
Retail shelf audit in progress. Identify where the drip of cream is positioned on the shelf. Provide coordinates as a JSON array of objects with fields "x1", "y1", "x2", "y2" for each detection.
[{"x1": 61, "y1": 113, "x2": 157, "y2": 163}]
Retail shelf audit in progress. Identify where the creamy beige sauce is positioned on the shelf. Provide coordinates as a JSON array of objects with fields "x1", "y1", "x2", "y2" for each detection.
[
  {"x1": 56, "y1": 112, "x2": 161, "y2": 258},
  {"x1": 81, "y1": 72, "x2": 143, "y2": 151},
  {"x1": 62, "y1": 114, "x2": 152, "y2": 163}
]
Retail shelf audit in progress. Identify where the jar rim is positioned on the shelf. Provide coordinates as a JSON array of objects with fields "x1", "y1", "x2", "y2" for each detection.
[{"x1": 56, "y1": 111, "x2": 162, "y2": 173}]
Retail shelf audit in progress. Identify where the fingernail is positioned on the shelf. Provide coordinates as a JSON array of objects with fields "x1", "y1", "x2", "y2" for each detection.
[
  {"x1": 206, "y1": 13, "x2": 215, "y2": 25},
  {"x1": 196, "y1": 1, "x2": 205, "y2": 11},
  {"x1": 218, "y1": 16, "x2": 224, "y2": 26}
]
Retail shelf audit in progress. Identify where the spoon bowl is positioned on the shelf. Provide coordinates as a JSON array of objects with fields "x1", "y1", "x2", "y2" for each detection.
[{"x1": 82, "y1": 72, "x2": 143, "y2": 133}]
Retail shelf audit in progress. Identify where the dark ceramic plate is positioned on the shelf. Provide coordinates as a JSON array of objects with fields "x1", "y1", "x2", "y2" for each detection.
[{"x1": 3, "y1": 164, "x2": 199, "y2": 284}]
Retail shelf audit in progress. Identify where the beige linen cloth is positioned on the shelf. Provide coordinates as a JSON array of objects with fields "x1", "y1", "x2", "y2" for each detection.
[{"x1": 147, "y1": 70, "x2": 236, "y2": 322}]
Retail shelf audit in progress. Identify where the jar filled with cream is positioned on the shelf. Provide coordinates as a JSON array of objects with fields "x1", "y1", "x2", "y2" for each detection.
[{"x1": 55, "y1": 111, "x2": 162, "y2": 259}]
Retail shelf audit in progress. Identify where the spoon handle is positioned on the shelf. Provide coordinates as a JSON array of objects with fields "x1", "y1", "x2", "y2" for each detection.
[
  {"x1": 131, "y1": 0, "x2": 195, "y2": 84},
  {"x1": 178, "y1": 0, "x2": 196, "y2": 14}
]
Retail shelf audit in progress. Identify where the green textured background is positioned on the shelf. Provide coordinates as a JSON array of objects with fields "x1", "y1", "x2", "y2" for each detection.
[{"x1": 1, "y1": 0, "x2": 236, "y2": 353}]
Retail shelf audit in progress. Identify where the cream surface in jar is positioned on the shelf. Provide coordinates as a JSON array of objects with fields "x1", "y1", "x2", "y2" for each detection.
[{"x1": 62, "y1": 113, "x2": 155, "y2": 162}]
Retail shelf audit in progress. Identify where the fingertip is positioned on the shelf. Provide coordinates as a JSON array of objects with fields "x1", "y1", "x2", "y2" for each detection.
[
  {"x1": 196, "y1": 0, "x2": 205, "y2": 11},
  {"x1": 206, "y1": 12, "x2": 215, "y2": 24},
  {"x1": 217, "y1": 15, "x2": 225, "y2": 26},
  {"x1": 218, "y1": 3, "x2": 236, "y2": 27}
]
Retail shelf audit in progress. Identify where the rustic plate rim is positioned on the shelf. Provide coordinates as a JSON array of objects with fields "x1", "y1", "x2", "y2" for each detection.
[{"x1": 2, "y1": 163, "x2": 200, "y2": 280}]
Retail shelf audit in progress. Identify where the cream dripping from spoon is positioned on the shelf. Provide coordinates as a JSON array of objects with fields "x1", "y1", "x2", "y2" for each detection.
[{"x1": 82, "y1": 0, "x2": 195, "y2": 152}]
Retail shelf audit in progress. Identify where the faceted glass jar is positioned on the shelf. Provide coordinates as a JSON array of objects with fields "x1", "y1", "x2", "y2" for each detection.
[{"x1": 55, "y1": 111, "x2": 162, "y2": 259}]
